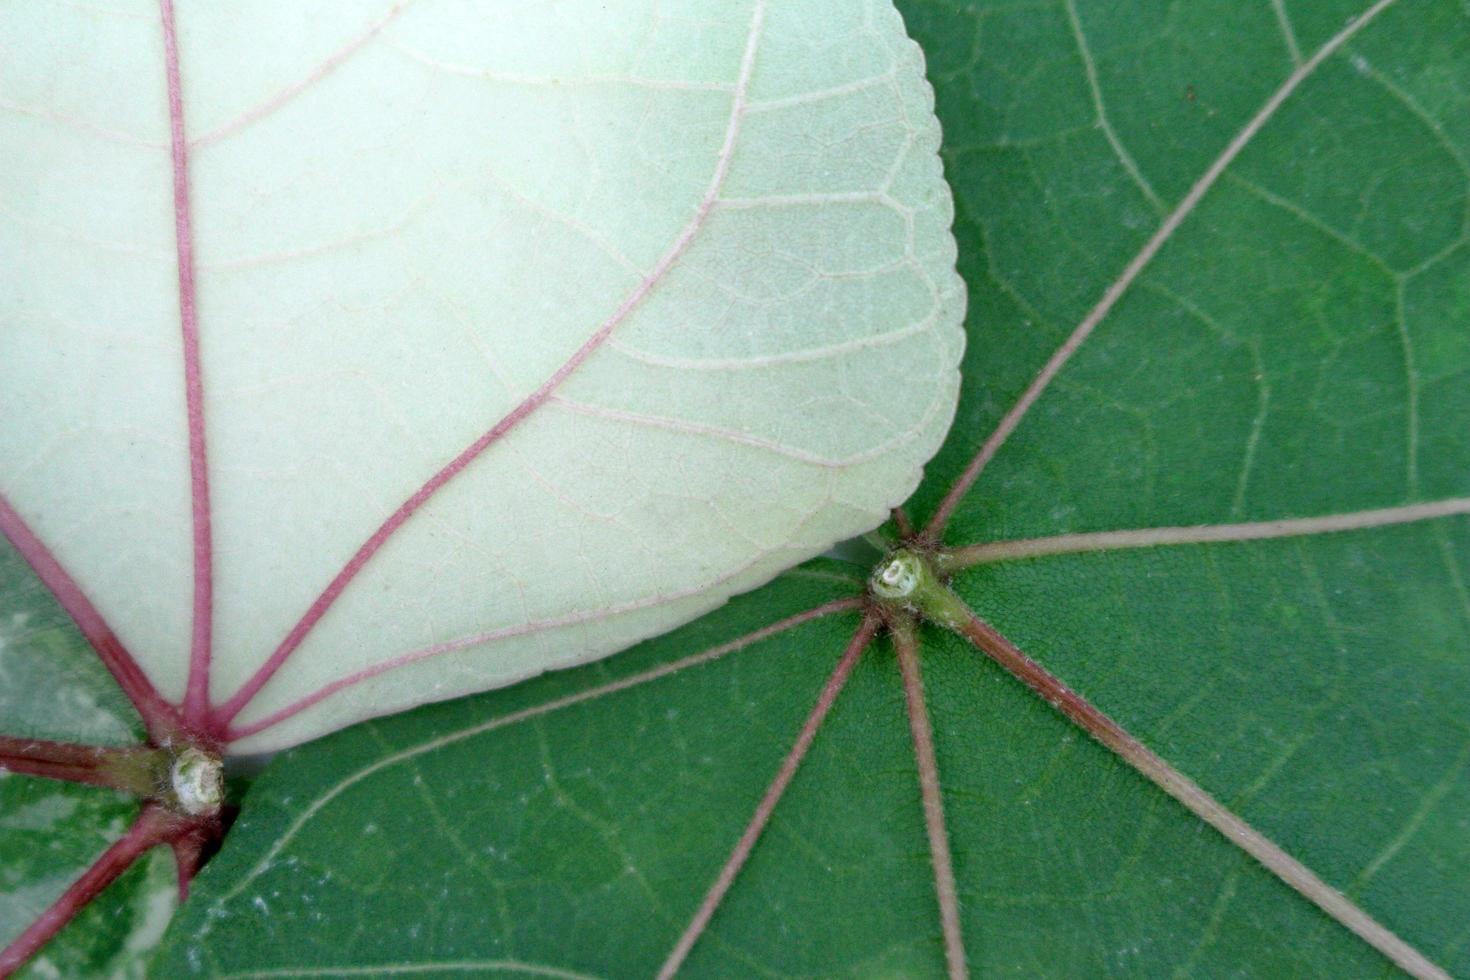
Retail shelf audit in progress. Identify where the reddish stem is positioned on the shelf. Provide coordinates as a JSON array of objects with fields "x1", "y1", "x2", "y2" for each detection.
[
  {"x1": 657, "y1": 612, "x2": 881, "y2": 979},
  {"x1": 169, "y1": 812, "x2": 229, "y2": 902},
  {"x1": 0, "y1": 805, "x2": 185, "y2": 977},
  {"x1": 0, "y1": 737, "x2": 164, "y2": 796},
  {"x1": 947, "y1": 602, "x2": 1450, "y2": 980},
  {"x1": 892, "y1": 624, "x2": 967, "y2": 980},
  {"x1": 0, "y1": 495, "x2": 186, "y2": 742}
]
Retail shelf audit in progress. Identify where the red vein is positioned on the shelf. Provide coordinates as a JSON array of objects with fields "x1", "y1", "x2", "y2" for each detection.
[
  {"x1": 189, "y1": 3, "x2": 409, "y2": 148},
  {"x1": 211, "y1": 598, "x2": 864, "y2": 912},
  {"x1": 948, "y1": 603, "x2": 1450, "y2": 980},
  {"x1": 159, "y1": 0, "x2": 215, "y2": 728},
  {"x1": 0, "y1": 736, "x2": 162, "y2": 796},
  {"x1": 893, "y1": 624, "x2": 967, "y2": 980},
  {"x1": 225, "y1": 554, "x2": 771, "y2": 738},
  {"x1": 657, "y1": 611, "x2": 880, "y2": 979},
  {"x1": 0, "y1": 805, "x2": 184, "y2": 978},
  {"x1": 228, "y1": 592, "x2": 864, "y2": 742},
  {"x1": 921, "y1": 0, "x2": 1403, "y2": 540},
  {"x1": 941, "y1": 497, "x2": 1470, "y2": 570},
  {"x1": 212, "y1": 0, "x2": 769, "y2": 734},
  {"x1": 0, "y1": 494, "x2": 184, "y2": 741}
]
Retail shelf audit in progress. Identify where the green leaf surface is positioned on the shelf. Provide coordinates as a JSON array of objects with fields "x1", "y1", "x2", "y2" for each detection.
[
  {"x1": 0, "y1": 776, "x2": 178, "y2": 980},
  {"x1": 0, "y1": 536, "x2": 177, "y2": 974},
  {"x1": 0, "y1": 533, "x2": 142, "y2": 748}
]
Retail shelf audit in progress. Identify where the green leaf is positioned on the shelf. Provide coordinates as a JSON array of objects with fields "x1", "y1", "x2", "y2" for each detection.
[
  {"x1": 0, "y1": 530, "x2": 142, "y2": 748},
  {"x1": 0, "y1": 0, "x2": 964, "y2": 752},
  {"x1": 1, "y1": 777, "x2": 179, "y2": 980},
  {"x1": 160, "y1": 567, "x2": 944, "y2": 977},
  {"x1": 0, "y1": 537, "x2": 177, "y2": 974},
  {"x1": 155, "y1": 0, "x2": 1470, "y2": 976}
]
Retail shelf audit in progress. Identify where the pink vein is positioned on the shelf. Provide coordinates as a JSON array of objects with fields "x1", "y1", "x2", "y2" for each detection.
[
  {"x1": 942, "y1": 497, "x2": 1470, "y2": 569},
  {"x1": 228, "y1": 485, "x2": 835, "y2": 738},
  {"x1": 657, "y1": 611, "x2": 880, "y2": 980},
  {"x1": 0, "y1": 493, "x2": 184, "y2": 742},
  {"x1": 211, "y1": 0, "x2": 769, "y2": 735},
  {"x1": 894, "y1": 625, "x2": 967, "y2": 980},
  {"x1": 921, "y1": 0, "x2": 1403, "y2": 540},
  {"x1": 160, "y1": 0, "x2": 216, "y2": 728},
  {"x1": 189, "y1": 2, "x2": 410, "y2": 148},
  {"x1": 225, "y1": 563, "x2": 855, "y2": 742},
  {"x1": 948, "y1": 602, "x2": 1450, "y2": 980},
  {"x1": 212, "y1": 598, "x2": 868, "y2": 908}
]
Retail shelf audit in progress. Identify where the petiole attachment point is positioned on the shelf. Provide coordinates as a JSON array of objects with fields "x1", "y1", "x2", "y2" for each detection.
[
  {"x1": 168, "y1": 747, "x2": 223, "y2": 817},
  {"x1": 871, "y1": 551, "x2": 925, "y2": 602},
  {"x1": 868, "y1": 548, "x2": 970, "y2": 630}
]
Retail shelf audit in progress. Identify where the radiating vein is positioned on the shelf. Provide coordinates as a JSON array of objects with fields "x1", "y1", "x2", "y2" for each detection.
[
  {"x1": 893, "y1": 624, "x2": 967, "y2": 980},
  {"x1": 0, "y1": 805, "x2": 182, "y2": 976},
  {"x1": 940, "y1": 497, "x2": 1470, "y2": 569},
  {"x1": 946, "y1": 601, "x2": 1450, "y2": 980},
  {"x1": 211, "y1": 0, "x2": 771, "y2": 734},
  {"x1": 0, "y1": 493, "x2": 184, "y2": 740},
  {"x1": 225, "y1": 539, "x2": 848, "y2": 741},
  {"x1": 656, "y1": 612, "x2": 880, "y2": 979},
  {"x1": 921, "y1": 0, "x2": 1403, "y2": 540},
  {"x1": 205, "y1": 595, "x2": 864, "y2": 915},
  {"x1": 160, "y1": 0, "x2": 216, "y2": 728}
]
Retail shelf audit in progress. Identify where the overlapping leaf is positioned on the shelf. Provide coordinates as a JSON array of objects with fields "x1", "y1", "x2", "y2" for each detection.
[
  {"x1": 0, "y1": 539, "x2": 178, "y2": 976},
  {"x1": 151, "y1": 0, "x2": 1470, "y2": 974},
  {"x1": 0, "y1": 0, "x2": 963, "y2": 751},
  {"x1": 9, "y1": 0, "x2": 1470, "y2": 975}
]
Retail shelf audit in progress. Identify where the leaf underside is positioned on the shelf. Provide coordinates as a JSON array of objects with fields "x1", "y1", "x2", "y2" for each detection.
[
  {"x1": 6, "y1": 0, "x2": 1470, "y2": 976},
  {"x1": 0, "y1": 0, "x2": 964, "y2": 753}
]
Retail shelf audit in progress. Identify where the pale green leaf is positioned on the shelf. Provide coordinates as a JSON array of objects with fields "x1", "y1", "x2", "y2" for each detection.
[{"x1": 0, "y1": 0, "x2": 963, "y2": 751}]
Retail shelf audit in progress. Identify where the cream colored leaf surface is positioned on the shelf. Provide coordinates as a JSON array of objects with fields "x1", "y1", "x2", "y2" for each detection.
[{"x1": 0, "y1": 0, "x2": 963, "y2": 752}]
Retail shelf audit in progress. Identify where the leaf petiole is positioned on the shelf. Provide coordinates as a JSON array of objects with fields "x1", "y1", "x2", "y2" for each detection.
[{"x1": 0, "y1": 736, "x2": 169, "y2": 797}]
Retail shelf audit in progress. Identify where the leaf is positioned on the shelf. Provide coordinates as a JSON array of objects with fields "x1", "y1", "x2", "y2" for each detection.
[
  {"x1": 0, "y1": 531, "x2": 143, "y2": 748},
  {"x1": 0, "y1": 536, "x2": 177, "y2": 975},
  {"x1": 159, "y1": 567, "x2": 926, "y2": 977},
  {"x1": 0, "y1": 777, "x2": 179, "y2": 980},
  {"x1": 0, "y1": 0, "x2": 964, "y2": 752},
  {"x1": 155, "y1": 0, "x2": 1470, "y2": 976}
]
